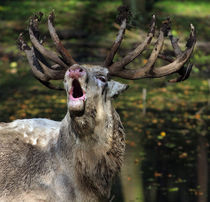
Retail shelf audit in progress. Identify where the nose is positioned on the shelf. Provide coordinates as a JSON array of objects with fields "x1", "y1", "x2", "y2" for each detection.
[{"x1": 68, "y1": 66, "x2": 85, "y2": 79}]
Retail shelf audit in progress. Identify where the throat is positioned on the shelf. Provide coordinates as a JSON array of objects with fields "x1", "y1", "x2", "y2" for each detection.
[
  {"x1": 70, "y1": 108, "x2": 97, "y2": 139},
  {"x1": 74, "y1": 143, "x2": 113, "y2": 198},
  {"x1": 59, "y1": 110, "x2": 125, "y2": 198}
]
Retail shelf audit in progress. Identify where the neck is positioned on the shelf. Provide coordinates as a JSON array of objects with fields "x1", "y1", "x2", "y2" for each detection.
[{"x1": 57, "y1": 102, "x2": 125, "y2": 198}]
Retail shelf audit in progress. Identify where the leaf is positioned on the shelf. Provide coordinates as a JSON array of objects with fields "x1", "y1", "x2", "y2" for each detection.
[
  {"x1": 168, "y1": 187, "x2": 179, "y2": 192},
  {"x1": 165, "y1": 143, "x2": 176, "y2": 148}
]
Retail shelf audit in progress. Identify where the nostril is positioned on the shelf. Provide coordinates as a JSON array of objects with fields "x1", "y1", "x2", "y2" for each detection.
[{"x1": 68, "y1": 67, "x2": 85, "y2": 78}]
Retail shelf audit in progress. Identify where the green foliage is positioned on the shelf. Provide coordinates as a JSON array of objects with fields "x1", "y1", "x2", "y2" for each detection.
[
  {"x1": 154, "y1": 1, "x2": 210, "y2": 18},
  {"x1": 153, "y1": 0, "x2": 210, "y2": 41}
]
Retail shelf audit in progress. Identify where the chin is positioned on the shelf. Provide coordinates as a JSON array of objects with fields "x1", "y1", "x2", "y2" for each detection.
[{"x1": 68, "y1": 99, "x2": 85, "y2": 117}]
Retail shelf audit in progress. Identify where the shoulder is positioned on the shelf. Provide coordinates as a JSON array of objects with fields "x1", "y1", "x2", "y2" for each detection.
[{"x1": 0, "y1": 118, "x2": 61, "y2": 150}]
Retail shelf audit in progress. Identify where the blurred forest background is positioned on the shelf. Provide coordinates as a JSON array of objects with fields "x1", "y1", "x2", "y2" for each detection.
[{"x1": 0, "y1": 0, "x2": 209, "y2": 202}]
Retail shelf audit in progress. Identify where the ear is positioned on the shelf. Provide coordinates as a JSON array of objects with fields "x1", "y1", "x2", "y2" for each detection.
[{"x1": 108, "y1": 80, "x2": 129, "y2": 98}]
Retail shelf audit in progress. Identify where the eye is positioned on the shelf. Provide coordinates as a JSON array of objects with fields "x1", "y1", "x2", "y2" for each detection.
[{"x1": 96, "y1": 76, "x2": 106, "y2": 83}]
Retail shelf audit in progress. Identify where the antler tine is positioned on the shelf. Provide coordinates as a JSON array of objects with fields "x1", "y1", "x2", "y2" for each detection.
[
  {"x1": 104, "y1": 5, "x2": 132, "y2": 67},
  {"x1": 167, "y1": 26, "x2": 194, "y2": 83},
  {"x1": 104, "y1": 18, "x2": 127, "y2": 67},
  {"x1": 29, "y1": 13, "x2": 69, "y2": 69},
  {"x1": 18, "y1": 33, "x2": 65, "y2": 90},
  {"x1": 18, "y1": 33, "x2": 49, "y2": 81},
  {"x1": 158, "y1": 24, "x2": 195, "y2": 82},
  {"x1": 48, "y1": 12, "x2": 77, "y2": 66},
  {"x1": 158, "y1": 29, "x2": 182, "y2": 62},
  {"x1": 168, "y1": 32, "x2": 182, "y2": 56},
  {"x1": 153, "y1": 24, "x2": 195, "y2": 77},
  {"x1": 108, "y1": 15, "x2": 156, "y2": 74},
  {"x1": 37, "y1": 58, "x2": 66, "y2": 80},
  {"x1": 158, "y1": 54, "x2": 173, "y2": 63},
  {"x1": 142, "y1": 18, "x2": 171, "y2": 73},
  {"x1": 168, "y1": 63, "x2": 193, "y2": 83}
]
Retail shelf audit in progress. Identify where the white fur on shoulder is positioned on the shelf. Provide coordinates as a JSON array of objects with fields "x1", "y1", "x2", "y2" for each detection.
[{"x1": 0, "y1": 118, "x2": 61, "y2": 149}]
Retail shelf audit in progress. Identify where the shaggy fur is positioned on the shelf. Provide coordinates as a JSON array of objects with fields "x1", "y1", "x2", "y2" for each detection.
[{"x1": 0, "y1": 65, "x2": 127, "y2": 202}]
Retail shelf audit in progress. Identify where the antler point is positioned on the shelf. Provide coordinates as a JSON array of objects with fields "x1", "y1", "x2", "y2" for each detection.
[{"x1": 190, "y1": 24, "x2": 195, "y2": 32}]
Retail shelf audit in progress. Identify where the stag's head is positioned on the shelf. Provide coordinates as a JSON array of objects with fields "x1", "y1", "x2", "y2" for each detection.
[
  {"x1": 63, "y1": 64, "x2": 127, "y2": 115},
  {"x1": 18, "y1": 7, "x2": 196, "y2": 117}
]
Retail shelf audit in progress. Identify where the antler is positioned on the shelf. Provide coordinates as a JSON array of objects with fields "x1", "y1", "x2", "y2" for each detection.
[
  {"x1": 104, "y1": 5, "x2": 132, "y2": 67},
  {"x1": 48, "y1": 12, "x2": 76, "y2": 66},
  {"x1": 18, "y1": 9, "x2": 196, "y2": 90},
  {"x1": 106, "y1": 13, "x2": 196, "y2": 82},
  {"x1": 18, "y1": 12, "x2": 76, "y2": 90}
]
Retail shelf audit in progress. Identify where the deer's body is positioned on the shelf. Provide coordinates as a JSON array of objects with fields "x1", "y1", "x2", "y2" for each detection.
[
  {"x1": 0, "y1": 106, "x2": 125, "y2": 201},
  {"x1": 0, "y1": 64, "x2": 126, "y2": 202},
  {"x1": 0, "y1": 6, "x2": 195, "y2": 202}
]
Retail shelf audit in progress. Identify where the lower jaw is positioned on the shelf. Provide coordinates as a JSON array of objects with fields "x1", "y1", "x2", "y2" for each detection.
[
  {"x1": 69, "y1": 109, "x2": 84, "y2": 117},
  {"x1": 68, "y1": 99, "x2": 85, "y2": 116}
]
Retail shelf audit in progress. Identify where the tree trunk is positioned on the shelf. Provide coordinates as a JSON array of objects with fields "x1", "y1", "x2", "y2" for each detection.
[
  {"x1": 123, "y1": 0, "x2": 146, "y2": 14},
  {"x1": 197, "y1": 134, "x2": 208, "y2": 202},
  {"x1": 123, "y1": 0, "x2": 154, "y2": 13}
]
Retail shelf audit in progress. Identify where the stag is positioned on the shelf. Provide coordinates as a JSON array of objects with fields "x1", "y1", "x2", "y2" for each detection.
[{"x1": 0, "y1": 7, "x2": 195, "y2": 202}]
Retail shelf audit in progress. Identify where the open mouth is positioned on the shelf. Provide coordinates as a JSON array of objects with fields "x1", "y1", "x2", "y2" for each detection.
[{"x1": 69, "y1": 79, "x2": 86, "y2": 101}]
